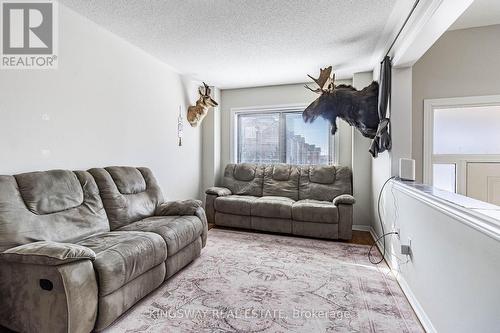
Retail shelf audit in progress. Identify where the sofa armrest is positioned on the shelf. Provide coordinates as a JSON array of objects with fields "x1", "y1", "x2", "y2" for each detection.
[
  {"x1": 155, "y1": 199, "x2": 203, "y2": 216},
  {"x1": 0, "y1": 258, "x2": 98, "y2": 333},
  {"x1": 205, "y1": 187, "x2": 232, "y2": 196},
  {"x1": 205, "y1": 187, "x2": 231, "y2": 225},
  {"x1": 0, "y1": 241, "x2": 96, "y2": 266},
  {"x1": 155, "y1": 200, "x2": 208, "y2": 248},
  {"x1": 333, "y1": 194, "x2": 356, "y2": 206},
  {"x1": 194, "y1": 206, "x2": 209, "y2": 248}
]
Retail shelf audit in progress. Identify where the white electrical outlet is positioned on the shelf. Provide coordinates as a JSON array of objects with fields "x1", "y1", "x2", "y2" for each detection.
[
  {"x1": 393, "y1": 225, "x2": 400, "y2": 239},
  {"x1": 401, "y1": 237, "x2": 412, "y2": 256}
]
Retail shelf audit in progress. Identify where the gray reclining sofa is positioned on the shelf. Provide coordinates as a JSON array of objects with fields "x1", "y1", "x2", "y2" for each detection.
[
  {"x1": 205, "y1": 163, "x2": 355, "y2": 240},
  {"x1": 0, "y1": 166, "x2": 207, "y2": 332}
]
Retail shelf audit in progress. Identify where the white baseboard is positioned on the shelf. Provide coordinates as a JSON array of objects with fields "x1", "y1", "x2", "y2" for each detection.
[
  {"x1": 351, "y1": 225, "x2": 379, "y2": 244},
  {"x1": 395, "y1": 273, "x2": 437, "y2": 333},
  {"x1": 368, "y1": 226, "x2": 378, "y2": 243},
  {"x1": 352, "y1": 224, "x2": 372, "y2": 232},
  {"x1": 366, "y1": 226, "x2": 435, "y2": 333}
]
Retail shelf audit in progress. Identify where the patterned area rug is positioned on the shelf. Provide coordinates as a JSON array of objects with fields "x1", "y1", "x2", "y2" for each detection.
[{"x1": 105, "y1": 229, "x2": 423, "y2": 333}]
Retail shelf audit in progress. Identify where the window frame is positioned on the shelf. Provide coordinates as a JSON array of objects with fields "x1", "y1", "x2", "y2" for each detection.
[
  {"x1": 423, "y1": 95, "x2": 500, "y2": 195},
  {"x1": 230, "y1": 104, "x2": 338, "y2": 165}
]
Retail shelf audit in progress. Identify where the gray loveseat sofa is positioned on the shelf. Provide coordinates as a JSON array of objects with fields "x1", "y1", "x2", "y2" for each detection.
[
  {"x1": 0, "y1": 166, "x2": 207, "y2": 333},
  {"x1": 205, "y1": 163, "x2": 354, "y2": 240}
]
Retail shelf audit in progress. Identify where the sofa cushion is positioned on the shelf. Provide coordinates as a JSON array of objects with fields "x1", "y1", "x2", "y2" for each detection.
[
  {"x1": 118, "y1": 215, "x2": 203, "y2": 256},
  {"x1": 252, "y1": 196, "x2": 294, "y2": 219},
  {"x1": 214, "y1": 195, "x2": 258, "y2": 216},
  {"x1": 270, "y1": 164, "x2": 293, "y2": 181},
  {"x1": 88, "y1": 167, "x2": 164, "y2": 229},
  {"x1": 262, "y1": 164, "x2": 300, "y2": 200},
  {"x1": 77, "y1": 231, "x2": 166, "y2": 296},
  {"x1": 234, "y1": 163, "x2": 257, "y2": 181},
  {"x1": 106, "y1": 166, "x2": 147, "y2": 194},
  {"x1": 0, "y1": 171, "x2": 109, "y2": 252},
  {"x1": 222, "y1": 164, "x2": 264, "y2": 197},
  {"x1": 299, "y1": 165, "x2": 352, "y2": 202},
  {"x1": 15, "y1": 170, "x2": 84, "y2": 215},
  {"x1": 292, "y1": 199, "x2": 338, "y2": 224},
  {"x1": 309, "y1": 165, "x2": 336, "y2": 184}
]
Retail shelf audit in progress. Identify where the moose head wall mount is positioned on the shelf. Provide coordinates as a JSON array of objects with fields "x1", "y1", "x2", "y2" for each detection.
[
  {"x1": 187, "y1": 82, "x2": 218, "y2": 127},
  {"x1": 303, "y1": 66, "x2": 379, "y2": 139}
]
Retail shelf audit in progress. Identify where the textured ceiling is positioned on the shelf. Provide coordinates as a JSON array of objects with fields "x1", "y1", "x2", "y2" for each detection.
[
  {"x1": 449, "y1": 0, "x2": 500, "y2": 31},
  {"x1": 60, "y1": 0, "x2": 397, "y2": 89}
]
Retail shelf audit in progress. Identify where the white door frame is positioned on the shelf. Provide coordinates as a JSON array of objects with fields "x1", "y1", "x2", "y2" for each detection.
[{"x1": 423, "y1": 95, "x2": 500, "y2": 193}]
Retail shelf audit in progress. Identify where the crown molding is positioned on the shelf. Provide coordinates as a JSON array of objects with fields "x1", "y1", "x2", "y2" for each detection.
[{"x1": 390, "y1": 0, "x2": 474, "y2": 67}]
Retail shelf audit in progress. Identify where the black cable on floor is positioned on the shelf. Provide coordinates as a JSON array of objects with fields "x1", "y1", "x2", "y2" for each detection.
[
  {"x1": 369, "y1": 231, "x2": 398, "y2": 264},
  {"x1": 369, "y1": 176, "x2": 397, "y2": 264}
]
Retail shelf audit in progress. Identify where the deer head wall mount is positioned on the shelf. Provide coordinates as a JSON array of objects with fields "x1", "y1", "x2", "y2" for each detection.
[
  {"x1": 187, "y1": 82, "x2": 218, "y2": 127},
  {"x1": 303, "y1": 66, "x2": 379, "y2": 139}
]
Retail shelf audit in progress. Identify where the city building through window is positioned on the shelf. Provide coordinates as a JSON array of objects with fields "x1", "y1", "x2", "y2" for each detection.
[{"x1": 234, "y1": 108, "x2": 335, "y2": 165}]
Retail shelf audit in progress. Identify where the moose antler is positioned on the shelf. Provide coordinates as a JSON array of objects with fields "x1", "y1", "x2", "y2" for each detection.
[{"x1": 304, "y1": 66, "x2": 335, "y2": 94}]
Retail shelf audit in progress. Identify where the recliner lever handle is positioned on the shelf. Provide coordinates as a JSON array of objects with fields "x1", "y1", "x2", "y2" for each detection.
[{"x1": 39, "y1": 279, "x2": 53, "y2": 291}]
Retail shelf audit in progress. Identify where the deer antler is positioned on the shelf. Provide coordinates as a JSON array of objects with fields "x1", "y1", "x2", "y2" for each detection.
[
  {"x1": 197, "y1": 82, "x2": 209, "y2": 96},
  {"x1": 203, "y1": 82, "x2": 211, "y2": 96},
  {"x1": 304, "y1": 66, "x2": 335, "y2": 94}
]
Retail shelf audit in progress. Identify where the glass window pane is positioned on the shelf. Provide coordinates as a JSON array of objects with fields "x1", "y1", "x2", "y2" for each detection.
[
  {"x1": 285, "y1": 113, "x2": 331, "y2": 165},
  {"x1": 433, "y1": 105, "x2": 500, "y2": 154},
  {"x1": 433, "y1": 164, "x2": 456, "y2": 193},
  {"x1": 237, "y1": 113, "x2": 280, "y2": 163}
]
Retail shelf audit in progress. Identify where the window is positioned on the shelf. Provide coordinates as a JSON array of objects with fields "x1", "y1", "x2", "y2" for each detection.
[
  {"x1": 433, "y1": 105, "x2": 500, "y2": 154},
  {"x1": 285, "y1": 113, "x2": 331, "y2": 164},
  {"x1": 424, "y1": 96, "x2": 500, "y2": 203},
  {"x1": 433, "y1": 163, "x2": 456, "y2": 193},
  {"x1": 232, "y1": 106, "x2": 335, "y2": 165},
  {"x1": 237, "y1": 113, "x2": 280, "y2": 164}
]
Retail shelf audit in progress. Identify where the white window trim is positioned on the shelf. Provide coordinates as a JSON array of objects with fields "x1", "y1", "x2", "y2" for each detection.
[
  {"x1": 423, "y1": 95, "x2": 500, "y2": 195},
  {"x1": 230, "y1": 103, "x2": 339, "y2": 165}
]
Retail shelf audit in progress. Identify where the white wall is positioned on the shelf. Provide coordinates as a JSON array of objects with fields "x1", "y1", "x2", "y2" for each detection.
[
  {"x1": 220, "y1": 82, "x2": 353, "y2": 180},
  {"x1": 381, "y1": 182, "x2": 500, "y2": 333},
  {"x1": 372, "y1": 37, "x2": 500, "y2": 332},
  {"x1": 371, "y1": 67, "x2": 413, "y2": 237},
  {"x1": 351, "y1": 72, "x2": 375, "y2": 227},
  {"x1": 220, "y1": 78, "x2": 380, "y2": 228},
  {"x1": 389, "y1": 68, "x2": 413, "y2": 176},
  {"x1": 201, "y1": 87, "x2": 222, "y2": 197},
  {"x1": 0, "y1": 4, "x2": 203, "y2": 200},
  {"x1": 412, "y1": 24, "x2": 500, "y2": 181}
]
